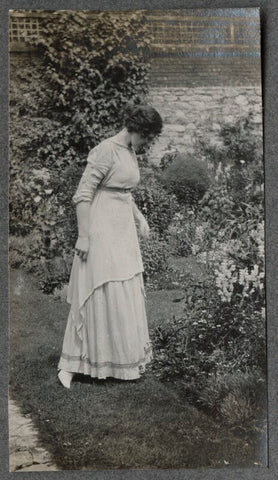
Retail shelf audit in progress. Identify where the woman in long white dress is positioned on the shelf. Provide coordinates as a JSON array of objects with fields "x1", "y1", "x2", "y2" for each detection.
[{"x1": 57, "y1": 104, "x2": 163, "y2": 388}]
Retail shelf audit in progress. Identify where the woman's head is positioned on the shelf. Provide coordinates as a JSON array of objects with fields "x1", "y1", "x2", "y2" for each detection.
[{"x1": 123, "y1": 104, "x2": 163, "y2": 150}]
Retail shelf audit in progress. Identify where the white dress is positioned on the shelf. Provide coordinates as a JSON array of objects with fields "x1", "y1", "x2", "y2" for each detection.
[{"x1": 57, "y1": 135, "x2": 153, "y2": 380}]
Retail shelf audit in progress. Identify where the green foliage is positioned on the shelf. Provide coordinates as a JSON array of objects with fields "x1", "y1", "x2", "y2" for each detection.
[
  {"x1": 23, "y1": 10, "x2": 152, "y2": 169},
  {"x1": 9, "y1": 164, "x2": 76, "y2": 292},
  {"x1": 197, "y1": 111, "x2": 263, "y2": 206},
  {"x1": 167, "y1": 207, "x2": 211, "y2": 257},
  {"x1": 159, "y1": 152, "x2": 211, "y2": 208},
  {"x1": 148, "y1": 112, "x2": 266, "y2": 426},
  {"x1": 198, "y1": 369, "x2": 266, "y2": 428},
  {"x1": 10, "y1": 10, "x2": 153, "y2": 289},
  {"x1": 213, "y1": 222, "x2": 265, "y2": 310},
  {"x1": 150, "y1": 272, "x2": 266, "y2": 426},
  {"x1": 159, "y1": 148, "x2": 178, "y2": 171},
  {"x1": 132, "y1": 166, "x2": 180, "y2": 286},
  {"x1": 193, "y1": 114, "x2": 265, "y2": 310},
  {"x1": 9, "y1": 233, "x2": 42, "y2": 272},
  {"x1": 38, "y1": 256, "x2": 73, "y2": 294},
  {"x1": 140, "y1": 231, "x2": 171, "y2": 285},
  {"x1": 197, "y1": 112, "x2": 263, "y2": 229},
  {"x1": 152, "y1": 273, "x2": 265, "y2": 374},
  {"x1": 133, "y1": 167, "x2": 180, "y2": 236},
  {"x1": 197, "y1": 182, "x2": 235, "y2": 237}
]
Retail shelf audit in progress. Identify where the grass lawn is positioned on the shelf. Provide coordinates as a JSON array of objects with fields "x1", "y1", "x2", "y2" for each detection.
[{"x1": 9, "y1": 267, "x2": 265, "y2": 470}]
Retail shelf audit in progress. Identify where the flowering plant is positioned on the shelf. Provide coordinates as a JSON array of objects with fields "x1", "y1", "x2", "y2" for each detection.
[{"x1": 214, "y1": 221, "x2": 265, "y2": 309}]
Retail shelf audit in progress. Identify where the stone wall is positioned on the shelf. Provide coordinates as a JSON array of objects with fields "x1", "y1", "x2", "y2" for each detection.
[{"x1": 147, "y1": 86, "x2": 263, "y2": 164}]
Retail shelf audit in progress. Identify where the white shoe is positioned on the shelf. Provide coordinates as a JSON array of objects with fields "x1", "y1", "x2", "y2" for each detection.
[{"x1": 58, "y1": 370, "x2": 74, "y2": 389}]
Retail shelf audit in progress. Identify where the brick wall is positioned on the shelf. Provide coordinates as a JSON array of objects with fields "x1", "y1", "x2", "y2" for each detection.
[{"x1": 148, "y1": 56, "x2": 261, "y2": 87}]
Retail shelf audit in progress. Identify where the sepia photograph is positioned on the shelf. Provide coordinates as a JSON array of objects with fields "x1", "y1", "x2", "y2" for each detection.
[{"x1": 9, "y1": 7, "x2": 266, "y2": 471}]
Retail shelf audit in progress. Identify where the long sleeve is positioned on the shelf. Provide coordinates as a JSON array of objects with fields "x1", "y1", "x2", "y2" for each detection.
[{"x1": 72, "y1": 142, "x2": 114, "y2": 205}]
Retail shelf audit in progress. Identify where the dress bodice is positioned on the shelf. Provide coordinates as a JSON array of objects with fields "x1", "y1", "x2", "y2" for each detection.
[{"x1": 72, "y1": 136, "x2": 140, "y2": 205}]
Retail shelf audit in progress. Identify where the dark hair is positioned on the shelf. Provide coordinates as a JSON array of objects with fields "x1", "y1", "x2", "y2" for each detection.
[{"x1": 123, "y1": 104, "x2": 163, "y2": 137}]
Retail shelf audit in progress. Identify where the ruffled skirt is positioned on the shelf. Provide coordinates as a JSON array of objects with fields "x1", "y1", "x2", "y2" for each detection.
[{"x1": 57, "y1": 272, "x2": 153, "y2": 380}]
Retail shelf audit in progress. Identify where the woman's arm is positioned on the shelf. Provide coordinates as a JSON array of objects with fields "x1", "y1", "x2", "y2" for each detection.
[
  {"x1": 72, "y1": 142, "x2": 113, "y2": 261},
  {"x1": 76, "y1": 201, "x2": 91, "y2": 237},
  {"x1": 131, "y1": 197, "x2": 150, "y2": 239},
  {"x1": 74, "y1": 201, "x2": 91, "y2": 261}
]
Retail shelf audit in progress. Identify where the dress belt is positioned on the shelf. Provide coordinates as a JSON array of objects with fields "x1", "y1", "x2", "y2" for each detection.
[{"x1": 97, "y1": 186, "x2": 132, "y2": 193}]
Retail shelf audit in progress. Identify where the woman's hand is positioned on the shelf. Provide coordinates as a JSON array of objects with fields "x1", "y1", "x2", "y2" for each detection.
[
  {"x1": 138, "y1": 215, "x2": 150, "y2": 240},
  {"x1": 75, "y1": 236, "x2": 90, "y2": 262}
]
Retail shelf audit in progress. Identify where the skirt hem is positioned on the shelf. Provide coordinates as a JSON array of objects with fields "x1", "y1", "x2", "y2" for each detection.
[
  {"x1": 57, "y1": 349, "x2": 153, "y2": 380},
  {"x1": 58, "y1": 272, "x2": 152, "y2": 381}
]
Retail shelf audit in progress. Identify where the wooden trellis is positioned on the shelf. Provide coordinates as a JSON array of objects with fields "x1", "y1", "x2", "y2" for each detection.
[
  {"x1": 9, "y1": 11, "x2": 260, "y2": 55},
  {"x1": 147, "y1": 18, "x2": 260, "y2": 52},
  {"x1": 10, "y1": 13, "x2": 41, "y2": 51}
]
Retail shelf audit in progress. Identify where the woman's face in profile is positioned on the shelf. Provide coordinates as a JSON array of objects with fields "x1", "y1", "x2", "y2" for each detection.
[{"x1": 130, "y1": 132, "x2": 156, "y2": 152}]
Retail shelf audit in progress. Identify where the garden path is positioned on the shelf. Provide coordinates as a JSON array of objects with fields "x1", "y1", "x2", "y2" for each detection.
[{"x1": 9, "y1": 398, "x2": 59, "y2": 472}]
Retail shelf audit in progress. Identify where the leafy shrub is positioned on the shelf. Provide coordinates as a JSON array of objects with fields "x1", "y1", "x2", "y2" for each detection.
[
  {"x1": 149, "y1": 112, "x2": 266, "y2": 426},
  {"x1": 133, "y1": 167, "x2": 180, "y2": 236},
  {"x1": 214, "y1": 221, "x2": 265, "y2": 310},
  {"x1": 196, "y1": 112, "x2": 263, "y2": 191},
  {"x1": 9, "y1": 233, "x2": 42, "y2": 272},
  {"x1": 10, "y1": 10, "x2": 153, "y2": 285},
  {"x1": 187, "y1": 113, "x2": 264, "y2": 269},
  {"x1": 22, "y1": 10, "x2": 152, "y2": 169},
  {"x1": 167, "y1": 207, "x2": 212, "y2": 257},
  {"x1": 220, "y1": 393, "x2": 255, "y2": 428},
  {"x1": 197, "y1": 186, "x2": 264, "y2": 310},
  {"x1": 150, "y1": 273, "x2": 266, "y2": 413},
  {"x1": 197, "y1": 112, "x2": 263, "y2": 226},
  {"x1": 38, "y1": 256, "x2": 72, "y2": 294},
  {"x1": 159, "y1": 148, "x2": 179, "y2": 171},
  {"x1": 218, "y1": 112, "x2": 263, "y2": 206},
  {"x1": 197, "y1": 182, "x2": 235, "y2": 238},
  {"x1": 159, "y1": 152, "x2": 211, "y2": 208},
  {"x1": 198, "y1": 369, "x2": 266, "y2": 428},
  {"x1": 140, "y1": 230, "x2": 171, "y2": 285},
  {"x1": 9, "y1": 163, "x2": 79, "y2": 292},
  {"x1": 185, "y1": 114, "x2": 265, "y2": 310}
]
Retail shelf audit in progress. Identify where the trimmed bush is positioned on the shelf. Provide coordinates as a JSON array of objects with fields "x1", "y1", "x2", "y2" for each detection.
[{"x1": 159, "y1": 152, "x2": 211, "y2": 208}]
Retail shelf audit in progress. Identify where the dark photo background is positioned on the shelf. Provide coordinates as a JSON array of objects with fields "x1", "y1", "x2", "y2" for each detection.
[{"x1": 9, "y1": 8, "x2": 267, "y2": 471}]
